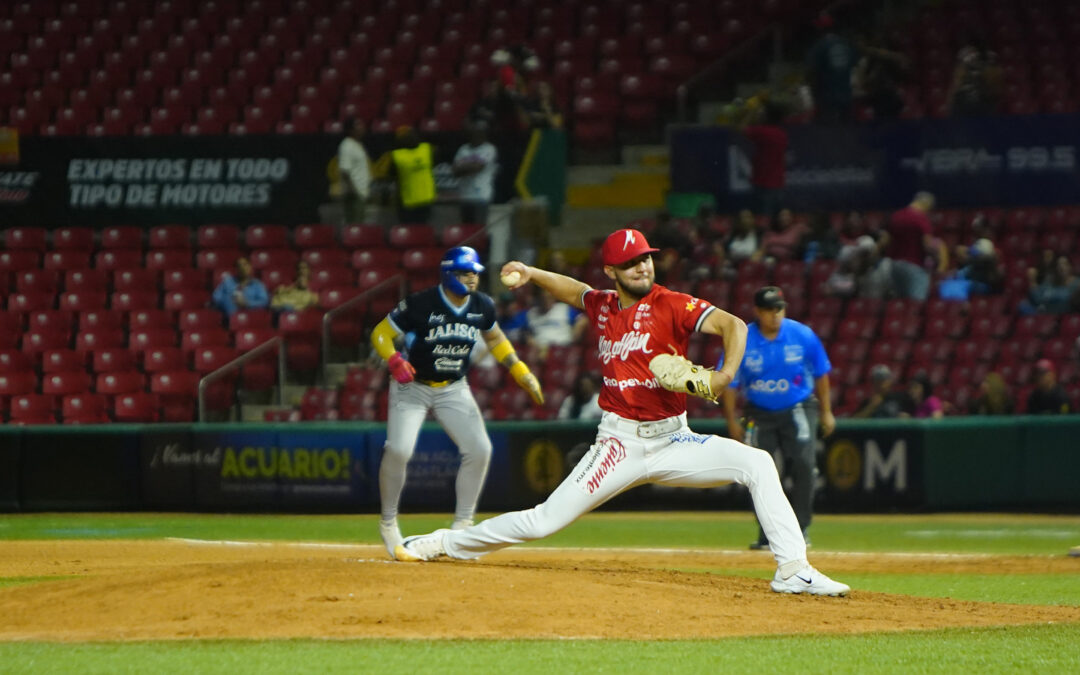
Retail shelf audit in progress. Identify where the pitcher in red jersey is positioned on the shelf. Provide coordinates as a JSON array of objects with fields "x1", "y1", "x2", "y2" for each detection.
[{"x1": 394, "y1": 229, "x2": 850, "y2": 596}]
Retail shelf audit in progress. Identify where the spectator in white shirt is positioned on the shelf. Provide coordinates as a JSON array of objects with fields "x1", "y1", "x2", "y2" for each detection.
[
  {"x1": 452, "y1": 122, "x2": 498, "y2": 225},
  {"x1": 525, "y1": 288, "x2": 588, "y2": 356},
  {"x1": 338, "y1": 118, "x2": 371, "y2": 223}
]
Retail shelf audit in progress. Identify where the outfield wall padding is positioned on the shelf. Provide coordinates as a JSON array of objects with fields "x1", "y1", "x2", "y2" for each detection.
[{"x1": 0, "y1": 417, "x2": 1077, "y2": 513}]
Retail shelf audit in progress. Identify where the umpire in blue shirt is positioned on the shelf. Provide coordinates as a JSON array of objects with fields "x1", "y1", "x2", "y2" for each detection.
[{"x1": 720, "y1": 286, "x2": 836, "y2": 550}]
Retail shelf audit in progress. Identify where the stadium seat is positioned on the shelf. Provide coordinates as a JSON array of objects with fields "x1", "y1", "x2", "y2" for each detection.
[
  {"x1": 95, "y1": 249, "x2": 144, "y2": 270},
  {"x1": 41, "y1": 349, "x2": 86, "y2": 373},
  {"x1": 61, "y1": 393, "x2": 110, "y2": 424},
  {"x1": 128, "y1": 309, "x2": 176, "y2": 331},
  {"x1": 100, "y1": 226, "x2": 143, "y2": 249},
  {"x1": 42, "y1": 370, "x2": 92, "y2": 396},
  {"x1": 65, "y1": 269, "x2": 110, "y2": 294},
  {"x1": 16, "y1": 269, "x2": 60, "y2": 294},
  {"x1": 110, "y1": 290, "x2": 160, "y2": 312},
  {"x1": 112, "y1": 391, "x2": 160, "y2": 423},
  {"x1": 341, "y1": 223, "x2": 385, "y2": 246},
  {"x1": 0, "y1": 350, "x2": 35, "y2": 374},
  {"x1": 388, "y1": 224, "x2": 437, "y2": 248},
  {"x1": 5, "y1": 227, "x2": 48, "y2": 251},
  {"x1": 22, "y1": 330, "x2": 72, "y2": 355},
  {"x1": 28, "y1": 309, "x2": 74, "y2": 333},
  {"x1": 229, "y1": 310, "x2": 273, "y2": 332},
  {"x1": 245, "y1": 224, "x2": 289, "y2": 249},
  {"x1": 59, "y1": 291, "x2": 108, "y2": 312},
  {"x1": 164, "y1": 289, "x2": 211, "y2": 312},
  {"x1": 9, "y1": 394, "x2": 57, "y2": 425},
  {"x1": 148, "y1": 225, "x2": 192, "y2": 249},
  {"x1": 91, "y1": 348, "x2": 137, "y2": 373},
  {"x1": 73, "y1": 330, "x2": 125, "y2": 355},
  {"x1": 146, "y1": 249, "x2": 194, "y2": 270},
  {"x1": 129, "y1": 328, "x2": 178, "y2": 352},
  {"x1": 181, "y1": 328, "x2": 230, "y2": 354},
  {"x1": 163, "y1": 268, "x2": 210, "y2": 291},
  {"x1": 197, "y1": 224, "x2": 242, "y2": 249},
  {"x1": 78, "y1": 310, "x2": 125, "y2": 332},
  {"x1": 178, "y1": 309, "x2": 224, "y2": 332},
  {"x1": 193, "y1": 346, "x2": 239, "y2": 373},
  {"x1": 294, "y1": 223, "x2": 335, "y2": 248}
]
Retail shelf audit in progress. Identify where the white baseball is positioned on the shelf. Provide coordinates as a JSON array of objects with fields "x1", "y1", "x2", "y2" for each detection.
[{"x1": 501, "y1": 271, "x2": 522, "y2": 286}]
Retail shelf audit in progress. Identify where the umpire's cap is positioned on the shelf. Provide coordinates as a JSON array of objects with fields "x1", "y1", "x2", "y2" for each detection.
[{"x1": 754, "y1": 286, "x2": 787, "y2": 310}]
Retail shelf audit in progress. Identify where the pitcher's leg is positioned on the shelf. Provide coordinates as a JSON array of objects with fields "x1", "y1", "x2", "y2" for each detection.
[
  {"x1": 649, "y1": 434, "x2": 807, "y2": 569},
  {"x1": 445, "y1": 436, "x2": 645, "y2": 559},
  {"x1": 379, "y1": 384, "x2": 428, "y2": 521},
  {"x1": 433, "y1": 386, "x2": 492, "y2": 524}
]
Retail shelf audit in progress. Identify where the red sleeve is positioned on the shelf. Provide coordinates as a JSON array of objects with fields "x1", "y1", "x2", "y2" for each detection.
[
  {"x1": 659, "y1": 288, "x2": 714, "y2": 339},
  {"x1": 582, "y1": 289, "x2": 614, "y2": 322}
]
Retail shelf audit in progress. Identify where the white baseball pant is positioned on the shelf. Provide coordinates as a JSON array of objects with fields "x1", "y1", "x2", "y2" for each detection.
[
  {"x1": 444, "y1": 411, "x2": 810, "y2": 575},
  {"x1": 380, "y1": 378, "x2": 492, "y2": 524}
]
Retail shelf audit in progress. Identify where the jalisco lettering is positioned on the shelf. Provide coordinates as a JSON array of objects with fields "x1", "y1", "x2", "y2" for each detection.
[
  {"x1": 424, "y1": 323, "x2": 481, "y2": 342},
  {"x1": 748, "y1": 378, "x2": 791, "y2": 393},
  {"x1": 597, "y1": 330, "x2": 653, "y2": 364}
]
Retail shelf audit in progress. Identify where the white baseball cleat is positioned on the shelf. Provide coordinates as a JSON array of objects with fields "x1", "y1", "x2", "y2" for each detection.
[
  {"x1": 379, "y1": 519, "x2": 403, "y2": 559},
  {"x1": 770, "y1": 566, "x2": 850, "y2": 597},
  {"x1": 394, "y1": 529, "x2": 450, "y2": 562}
]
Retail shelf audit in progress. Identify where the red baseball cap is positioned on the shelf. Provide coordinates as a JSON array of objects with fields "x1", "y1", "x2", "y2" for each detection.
[{"x1": 601, "y1": 228, "x2": 659, "y2": 266}]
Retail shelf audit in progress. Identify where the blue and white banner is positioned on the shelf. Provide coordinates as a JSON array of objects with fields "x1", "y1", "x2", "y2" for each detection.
[{"x1": 671, "y1": 114, "x2": 1080, "y2": 210}]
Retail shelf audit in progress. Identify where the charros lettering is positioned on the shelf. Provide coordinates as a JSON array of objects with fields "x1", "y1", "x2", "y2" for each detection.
[{"x1": 598, "y1": 330, "x2": 653, "y2": 364}]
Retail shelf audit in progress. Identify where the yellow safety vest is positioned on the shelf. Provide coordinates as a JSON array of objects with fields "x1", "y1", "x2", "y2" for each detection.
[{"x1": 391, "y1": 143, "x2": 436, "y2": 208}]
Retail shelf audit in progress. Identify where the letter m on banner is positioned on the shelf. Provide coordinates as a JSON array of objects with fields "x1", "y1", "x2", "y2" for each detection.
[{"x1": 728, "y1": 145, "x2": 751, "y2": 193}]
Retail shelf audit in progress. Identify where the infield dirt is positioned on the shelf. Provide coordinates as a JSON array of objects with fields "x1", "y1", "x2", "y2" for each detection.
[{"x1": 1, "y1": 540, "x2": 1078, "y2": 641}]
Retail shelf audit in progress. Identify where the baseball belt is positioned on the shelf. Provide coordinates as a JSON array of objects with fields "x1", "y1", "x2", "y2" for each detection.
[
  {"x1": 417, "y1": 379, "x2": 453, "y2": 388},
  {"x1": 604, "y1": 412, "x2": 686, "y2": 438}
]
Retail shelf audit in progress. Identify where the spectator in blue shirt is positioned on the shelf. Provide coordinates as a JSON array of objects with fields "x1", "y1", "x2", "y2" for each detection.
[
  {"x1": 212, "y1": 256, "x2": 269, "y2": 317},
  {"x1": 720, "y1": 286, "x2": 835, "y2": 550}
]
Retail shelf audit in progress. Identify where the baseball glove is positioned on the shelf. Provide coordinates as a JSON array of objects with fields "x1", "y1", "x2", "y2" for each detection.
[{"x1": 648, "y1": 353, "x2": 717, "y2": 401}]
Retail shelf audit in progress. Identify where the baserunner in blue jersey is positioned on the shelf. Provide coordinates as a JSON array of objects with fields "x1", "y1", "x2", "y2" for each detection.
[{"x1": 719, "y1": 286, "x2": 835, "y2": 550}]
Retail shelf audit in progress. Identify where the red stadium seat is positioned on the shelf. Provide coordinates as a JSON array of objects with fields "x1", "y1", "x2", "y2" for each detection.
[
  {"x1": 41, "y1": 349, "x2": 86, "y2": 373},
  {"x1": 388, "y1": 224, "x2": 437, "y2": 248},
  {"x1": 112, "y1": 391, "x2": 161, "y2": 423},
  {"x1": 16, "y1": 269, "x2": 60, "y2": 294},
  {"x1": 65, "y1": 269, "x2": 110, "y2": 294},
  {"x1": 245, "y1": 224, "x2": 289, "y2": 248},
  {"x1": 22, "y1": 330, "x2": 72, "y2": 355},
  {"x1": 302, "y1": 248, "x2": 350, "y2": 269},
  {"x1": 0, "y1": 250, "x2": 43, "y2": 273},
  {"x1": 142, "y1": 347, "x2": 187, "y2": 373},
  {"x1": 96, "y1": 370, "x2": 147, "y2": 396},
  {"x1": 178, "y1": 309, "x2": 223, "y2": 332},
  {"x1": 91, "y1": 349, "x2": 137, "y2": 373},
  {"x1": 53, "y1": 227, "x2": 96, "y2": 251},
  {"x1": 128, "y1": 309, "x2": 176, "y2": 331},
  {"x1": 351, "y1": 248, "x2": 401, "y2": 270},
  {"x1": 148, "y1": 225, "x2": 192, "y2": 249},
  {"x1": 294, "y1": 224, "x2": 335, "y2": 248},
  {"x1": 42, "y1": 370, "x2": 92, "y2": 396},
  {"x1": 59, "y1": 291, "x2": 107, "y2": 312},
  {"x1": 28, "y1": 310, "x2": 74, "y2": 333},
  {"x1": 5, "y1": 227, "x2": 48, "y2": 251},
  {"x1": 151, "y1": 370, "x2": 200, "y2": 396},
  {"x1": 193, "y1": 346, "x2": 239, "y2": 373},
  {"x1": 0, "y1": 350, "x2": 35, "y2": 374},
  {"x1": 341, "y1": 223, "x2": 385, "y2": 246},
  {"x1": 164, "y1": 289, "x2": 211, "y2": 312},
  {"x1": 9, "y1": 394, "x2": 57, "y2": 425},
  {"x1": 162, "y1": 268, "x2": 210, "y2": 291},
  {"x1": 78, "y1": 310, "x2": 125, "y2": 332},
  {"x1": 181, "y1": 328, "x2": 230, "y2": 354},
  {"x1": 230, "y1": 310, "x2": 273, "y2": 332},
  {"x1": 249, "y1": 248, "x2": 299, "y2": 270},
  {"x1": 100, "y1": 226, "x2": 143, "y2": 250},
  {"x1": 0, "y1": 371, "x2": 37, "y2": 397},
  {"x1": 197, "y1": 224, "x2": 241, "y2": 249},
  {"x1": 146, "y1": 249, "x2": 193, "y2": 270},
  {"x1": 8, "y1": 291, "x2": 56, "y2": 313},
  {"x1": 129, "y1": 328, "x2": 178, "y2": 352},
  {"x1": 110, "y1": 290, "x2": 160, "y2": 312},
  {"x1": 95, "y1": 249, "x2": 144, "y2": 270},
  {"x1": 61, "y1": 393, "x2": 110, "y2": 424},
  {"x1": 196, "y1": 248, "x2": 243, "y2": 270}
]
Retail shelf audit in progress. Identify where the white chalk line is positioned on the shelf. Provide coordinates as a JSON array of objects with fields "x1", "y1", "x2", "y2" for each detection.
[{"x1": 164, "y1": 537, "x2": 1054, "y2": 561}]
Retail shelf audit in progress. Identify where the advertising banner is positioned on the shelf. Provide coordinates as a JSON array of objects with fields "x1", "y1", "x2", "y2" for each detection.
[
  {"x1": 671, "y1": 114, "x2": 1080, "y2": 211},
  {"x1": 18, "y1": 429, "x2": 140, "y2": 510},
  {"x1": 818, "y1": 426, "x2": 924, "y2": 511}
]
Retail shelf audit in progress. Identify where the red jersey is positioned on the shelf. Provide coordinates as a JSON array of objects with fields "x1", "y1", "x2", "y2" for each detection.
[
  {"x1": 888, "y1": 206, "x2": 931, "y2": 265},
  {"x1": 582, "y1": 284, "x2": 715, "y2": 421},
  {"x1": 744, "y1": 125, "x2": 788, "y2": 189}
]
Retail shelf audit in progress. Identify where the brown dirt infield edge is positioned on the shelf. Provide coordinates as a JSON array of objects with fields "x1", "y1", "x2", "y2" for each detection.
[{"x1": 0, "y1": 540, "x2": 1078, "y2": 641}]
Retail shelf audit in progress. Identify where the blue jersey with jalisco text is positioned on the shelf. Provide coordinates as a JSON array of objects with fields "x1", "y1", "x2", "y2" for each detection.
[
  {"x1": 718, "y1": 318, "x2": 831, "y2": 411},
  {"x1": 388, "y1": 285, "x2": 496, "y2": 382}
]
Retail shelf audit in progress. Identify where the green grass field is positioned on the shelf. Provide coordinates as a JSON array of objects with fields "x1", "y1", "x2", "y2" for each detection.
[{"x1": 1, "y1": 512, "x2": 1078, "y2": 674}]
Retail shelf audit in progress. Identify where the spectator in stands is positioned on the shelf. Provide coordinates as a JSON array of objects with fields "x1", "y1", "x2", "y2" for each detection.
[
  {"x1": 763, "y1": 208, "x2": 808, "y2": 262},
  {"x1": 271, "y1": 261, "x2": 319, "y2": 313},
  {"x1": 495, "y1": 292, "x2": 529, "y2": 343},
  {"x1": 853, "y1": 31, "x2": 909, "y2": 120},
  {"x1": 212, "y1": 257, "x2": 269, "y2": 318},
  {"x1": 798, "y1": 212, "x2": 842, "y2": 261},
  {"x1": 882, "y1": 191, "x2": 946, "y2": 301},
  {"x1": 724, "y1": 209, "x2": 766, "y2": 265},
  {"x1": 1026, "y1": 359, "x2": 1072, "y2": 415},
  {"x1": 337, "y1": 118, "x2": 371, "y2": 223},
  {"x1": 947, "y1": 238, "x2": 1005, "y2": 297},
  {"x1": 525, "y1": 288, "x2": 588, "y2": 357},
  {"x1": 1021, "y1": 256, "x2": 1080, "y2": 314},
  {"x1": 853, "y1": 364, "x2": 913, "y2": 418},
  {"x1": 907, "y1": 371, "x2": 944, "y2": 419},
  {"x1": 453, "y1": 121, "x2": 498, "y2": 225},
  {"x1": 827, "y1": 235, "x2": 891, "y2": 299},
  {"x1": 468, "y1": 80, "x2": 501, "y2": 130},
  {"x1": 805, "y1": 12, "x2": 858, "y2": 124},
  {"x1": 389, "y1": 126, "x2": 436, "y2": 225},
  {"x1": 521, "y1": 81, "x2": 564, "y2": 130},
  {"x1": 947, "y1": 39, "x2": 1002, "y2": 117},
  {"x1": 557, "y1": 372, "x2": 603, "y2": 421},
  {"x1": 737, "y1": 100, "x2": 789, "y2": 218},
  {"x1": 1030, "y1": 248, "x2": 1058, "y2": 285},
  {"x1": 969, "y1": 372, "x2": 1014, "y2": 415}
]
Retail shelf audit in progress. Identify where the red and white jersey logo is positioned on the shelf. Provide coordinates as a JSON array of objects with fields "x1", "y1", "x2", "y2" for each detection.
[{"x1": 583, "y1": 285, "x2": 714, "y2": 421}]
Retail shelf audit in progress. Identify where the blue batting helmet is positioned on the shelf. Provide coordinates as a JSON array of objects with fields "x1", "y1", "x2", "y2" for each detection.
[{"x1": 440, "y1": 246, "x2": 485, "y2": 295}]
